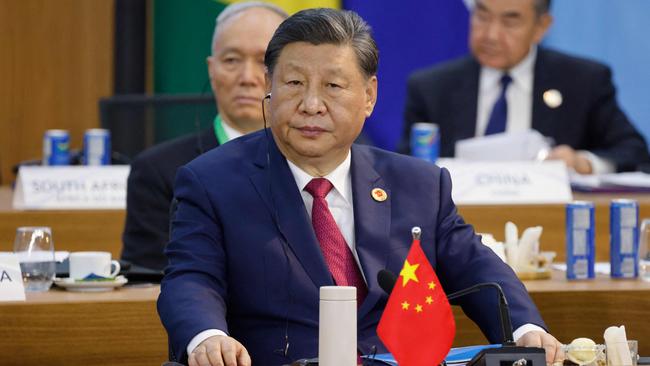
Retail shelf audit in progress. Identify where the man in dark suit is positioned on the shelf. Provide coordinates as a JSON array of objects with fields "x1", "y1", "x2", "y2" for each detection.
[
  {"x1": 158, "y1": 8, "x2": 564, "y2": 366},
  {"x1": 121, "y1": 2, "x2": 287, "y2": 270},
  {"x1": 400, "y1": 0, "x2": 650, "y2": 174}
]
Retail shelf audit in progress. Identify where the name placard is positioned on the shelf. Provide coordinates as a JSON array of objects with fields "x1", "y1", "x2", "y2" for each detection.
[
  {"x1": 13, "y1": 166, "x2": 130, "y2": 210},
  {"x1": 436, "y1": 159, "x2": 572, "y2": 205},
  {"x1": 0, "y1": 253, "x2": 26, "y2": 302}
]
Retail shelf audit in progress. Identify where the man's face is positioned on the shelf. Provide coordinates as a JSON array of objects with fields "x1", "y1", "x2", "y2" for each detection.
[
  {"x1": 267, "y1": 42, "x2": 377, "y2": 170},
  {"x1": 469, "y1": 0, "x2": 552, "y2": 70},
  {"x1": 207, "y1": 8, "x2": 284, "y2": 133}
]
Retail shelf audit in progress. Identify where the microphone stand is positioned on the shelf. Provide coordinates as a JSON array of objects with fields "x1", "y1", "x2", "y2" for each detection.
[{"x1": 377, "y1": 270, "x2": 547, "y2": 366}]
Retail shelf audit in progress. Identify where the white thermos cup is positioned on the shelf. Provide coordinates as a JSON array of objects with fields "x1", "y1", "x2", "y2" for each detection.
[{"x1": 319, "y1": 286, "x2": 357, "y2": 366}]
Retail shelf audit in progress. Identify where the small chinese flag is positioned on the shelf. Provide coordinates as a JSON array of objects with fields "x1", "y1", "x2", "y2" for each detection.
[{"x1": 377, "y1": 228, "x2": 456, "y2": 366}]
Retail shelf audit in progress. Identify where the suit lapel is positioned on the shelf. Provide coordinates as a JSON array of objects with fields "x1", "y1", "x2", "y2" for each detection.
[
  {"x1": 249, "y1": 132, "x2": 333, "y2": 289},
  {"x1": 350, "y1": 145, "x2": 392, "y2": 318},
  {"x1": 450, "y1": 59, "x2": 480, "y2": 142},
  {"x1": 531, "y1": 49, "x2": 556, "y2": 137}
]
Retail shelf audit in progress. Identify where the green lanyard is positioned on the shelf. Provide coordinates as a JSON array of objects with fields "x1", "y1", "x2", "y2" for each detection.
[{"x1": 213, "y1": 115, "x2": 229, "y2": 145}]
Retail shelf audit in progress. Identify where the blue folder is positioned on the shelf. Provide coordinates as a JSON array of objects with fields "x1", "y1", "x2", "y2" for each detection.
[{"x1": 362, "y1": 344, "x2": 502, "y2": 365}]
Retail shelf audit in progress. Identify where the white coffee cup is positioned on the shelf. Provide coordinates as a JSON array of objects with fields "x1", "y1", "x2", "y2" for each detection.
[{"x1": 69, "y1": 251, "x2": 120, "y2": 280}]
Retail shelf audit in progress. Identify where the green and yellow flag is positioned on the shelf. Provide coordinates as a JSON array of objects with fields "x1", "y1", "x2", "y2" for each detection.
[{"x1": 217, "y1": 0, "x2": 340, "y2": 14}]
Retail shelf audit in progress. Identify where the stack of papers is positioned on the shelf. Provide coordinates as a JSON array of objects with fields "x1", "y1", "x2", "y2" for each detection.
[
  {"x1": 455, "y1": 131, "x2": 551, "y2": 161},
  {"x1": 570, "y1": 172, "x2": 650, "y2": 192}
]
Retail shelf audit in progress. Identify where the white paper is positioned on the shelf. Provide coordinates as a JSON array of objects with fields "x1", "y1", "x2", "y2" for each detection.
[
  {"x1": 0, "y1": 253, "x2": 27, "y2": 302},
  {"x1": 437, "y1": 159, "x2": 572, "y2": 205},
  {"x1": 0, "y1": 251, "x2": 68, "y2": 263},
  {"x1": 571, "y1": 171, "x2": 650, "y2": 190},
  {"x1": 553, "y1": 262, "x2": 611, "y2": 275},
  {"x1": 455, "y1": 130, "x2": 552, "y2": 161},
  {"x1": 13, "y1": 166, "x2": 130, "y2": 210}
]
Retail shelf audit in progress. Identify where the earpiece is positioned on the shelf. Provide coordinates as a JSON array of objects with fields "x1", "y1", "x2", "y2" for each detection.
[{"x1": 265, "y1": 93, "x2": 272, "y2": 100}]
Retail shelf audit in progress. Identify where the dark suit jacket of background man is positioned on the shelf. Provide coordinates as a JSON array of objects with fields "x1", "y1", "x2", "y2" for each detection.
[
  {"x1": 399, "y1": 47, "x2": 650, "y2": 171},
  {"x1": 157, "y1": 129, "x2": 545, "y2": 364},
  {"x1": 121, "y1": 127, "x2": 219, "y2": 270}
]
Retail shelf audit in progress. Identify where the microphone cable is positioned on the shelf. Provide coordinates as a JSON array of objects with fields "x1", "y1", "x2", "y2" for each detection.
[{"x1": 262, "y1": 94, "x2": 294, "y2": 359}]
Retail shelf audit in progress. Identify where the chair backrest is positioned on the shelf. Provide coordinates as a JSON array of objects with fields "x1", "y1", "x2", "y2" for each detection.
[{"x1": 99, "y1": 94, "x2": 216, "y2": 159}]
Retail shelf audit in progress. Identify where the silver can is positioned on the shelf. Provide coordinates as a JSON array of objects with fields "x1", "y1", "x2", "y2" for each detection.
[
  {"x1": 610, "y1": 199, "x2": 639, "y2": 278},
  {"x1": 566, "y1": 201, "x2": 595, "y2": 280},
  {"x1": 83, "y1": 128, "x2": 111, "y2": 165}
]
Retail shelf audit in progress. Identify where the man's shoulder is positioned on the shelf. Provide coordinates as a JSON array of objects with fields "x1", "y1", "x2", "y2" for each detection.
[
  {"x1": 538, "y1": 47, "x2": 610, "y2": 75},
  {"x1": 133, "y1": 129, "x2": 211, "y2": 167},
  {"x1": 130, "y1": 132, "x2": 209, "y2": 181},
  {"x1": 353, "y1": 144, "x2": 443, "y2": 177},
  {"x1": 185, "y1": 129, "x2": 265, "y2": 173},
  {"x1": 408, "y1": 55, "x2": 478, "y2": 86}
]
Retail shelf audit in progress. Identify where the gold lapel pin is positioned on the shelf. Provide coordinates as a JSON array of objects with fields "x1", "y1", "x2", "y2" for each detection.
[
  {"x1": 371, "y1": 188, "x2": 388, "y2": 202},
  {"x1": 543, "y1": 89, "x2": 563, "y2": 109}
]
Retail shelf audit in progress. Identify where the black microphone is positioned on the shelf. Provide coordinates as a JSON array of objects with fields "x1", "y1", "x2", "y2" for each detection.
[
  {"x1": 377, "y1": 269, "x2": 514, "y2": 345},
  {"x1": 377, "y1": 268, "x2": 397, "y2": 295},
  {"x1": 376, "y1": 269, "x2": 547, "y2": 366}
]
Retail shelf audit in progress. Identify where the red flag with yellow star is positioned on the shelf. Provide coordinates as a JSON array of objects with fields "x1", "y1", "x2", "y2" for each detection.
[{"x1": 377, "y1": 231, "x2": 456, "y2": 366}]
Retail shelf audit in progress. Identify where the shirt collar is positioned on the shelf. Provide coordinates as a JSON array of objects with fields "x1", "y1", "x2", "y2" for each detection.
[
  {"x1": 479, "y1": 45, "x2": 537, "y2": 93},
  {"x1": 287, "y1": 151, "x2": 352, "y2": 204},
  {"x1": 220, "y1": 117, "x2": 244, "y2": 141}
]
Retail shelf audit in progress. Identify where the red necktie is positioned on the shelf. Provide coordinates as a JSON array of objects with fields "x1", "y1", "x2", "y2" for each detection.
[{"x1": 305, "y1": 178, "x2": 368, "y2": 305}]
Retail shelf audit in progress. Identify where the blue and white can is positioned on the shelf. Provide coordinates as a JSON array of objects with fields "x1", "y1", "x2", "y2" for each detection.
[
  {"x1": 410, "y1": 122, "x2": 439, "y2": 163},
  {"x1": 566, "y1": 201, "x2": 595, "y2": 280},
  {"x1": 83, "y1": 128, "x2": 111, "y2": 165},
  {"x1": 610, "y1": 199, "x2": 639, "y2": 278},
  {"x1": 43, "y1": 129, "x2": 70, "y2": 166}
]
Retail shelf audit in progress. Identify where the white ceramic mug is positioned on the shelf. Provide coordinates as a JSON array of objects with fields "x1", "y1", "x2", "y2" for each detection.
[{"x1": 69, "y1": 251, "x2": 120, "y2": 280}]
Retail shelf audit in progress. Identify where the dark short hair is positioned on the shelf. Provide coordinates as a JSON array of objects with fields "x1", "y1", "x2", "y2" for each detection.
[
  {"x1": 264, "y1": 8, "x2": 378, "y2": 78},
  {"x1": 534, "y1": 0, "x2": 551, "y2": 15}
]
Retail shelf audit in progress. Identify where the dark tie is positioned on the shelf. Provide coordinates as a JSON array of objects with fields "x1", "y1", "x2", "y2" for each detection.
[
  {"x1": 484, "y1": 74, "x2": 513, "y2": 135},
  {"x1": 305, "y1": 178, "x2": 368, "y2": 305}
]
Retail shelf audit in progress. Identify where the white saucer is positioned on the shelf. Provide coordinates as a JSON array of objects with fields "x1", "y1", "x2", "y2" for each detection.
[{"x1": 54, "y1": 275, "x2": 128, "y2": 292}]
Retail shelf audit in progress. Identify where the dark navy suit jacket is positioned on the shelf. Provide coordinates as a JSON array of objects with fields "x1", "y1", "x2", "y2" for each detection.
[
  {"x1": 158, "y1": 130, "x2": 544, "y2": 365},
  {"x1": 400, "y1": 48, "x2": 650, "y2": 171}
]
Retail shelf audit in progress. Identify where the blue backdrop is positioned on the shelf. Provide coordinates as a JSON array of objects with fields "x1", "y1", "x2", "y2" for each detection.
[
  {"x1": 543, "y1": 0, "x2": 650, "y2": 148},
  {"x1": 343, "y1": 0, "x2": 470, "y2": 151}
]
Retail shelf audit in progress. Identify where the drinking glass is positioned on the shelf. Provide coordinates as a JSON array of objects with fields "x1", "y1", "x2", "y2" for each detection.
[
  {"x1": 607, "y1": 340, "x2": 638, "y2": 366},
  {"x1": 640, "y1": 219, "x2": 650, "y2": 282},
  {"x1": 13, "y1": 226, "x2": 55, "y2": 292}
]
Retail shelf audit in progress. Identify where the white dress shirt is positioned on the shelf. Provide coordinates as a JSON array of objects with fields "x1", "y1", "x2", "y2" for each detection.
[
  {"x1": 286, "y1": 151, "x2": 364, "y2": 271},
  {"x1": 476, "y1": 47, "x2": 536, "y2": 137},
  {"x1": 187, "y1": 150, "x2": 543, "y2": 355},
  {"x1": 476, "y1": 46, "x2": 614, "y2": 174},
  {"x1": 221, "y1": 118, "x2": 244, "y2": 141}
]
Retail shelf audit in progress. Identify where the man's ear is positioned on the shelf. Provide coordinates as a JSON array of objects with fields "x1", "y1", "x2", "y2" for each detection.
[
  {"x1": 533, "y1": 13, "x2": 553, "y2": 44},
  {"x1": 206, "y1": 56, "x2": 215, "y2": 80},
  {"x1": 364, "y1": 75, "x2": 378, "y2": 117},
  {"x1": 265, "y1": 71, "x2": 272, "y2": 96}
]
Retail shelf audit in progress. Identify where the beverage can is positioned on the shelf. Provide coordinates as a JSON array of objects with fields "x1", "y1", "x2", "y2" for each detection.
[
  {"x1": 566, "y1": 201, "x2": 595, "y2": 280},
  {"x1": 410, "y1": 122, "x2": 439, "y2": 163},
  {"x1": 610, "y1": 199, "x2": 639, "y2": 278},
  {"x1": 43, "y1": 129, "x2": 70, "y2": 166},
  {"x1": 83, "y1": 128, "x2": 111, "y2": 165}
]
